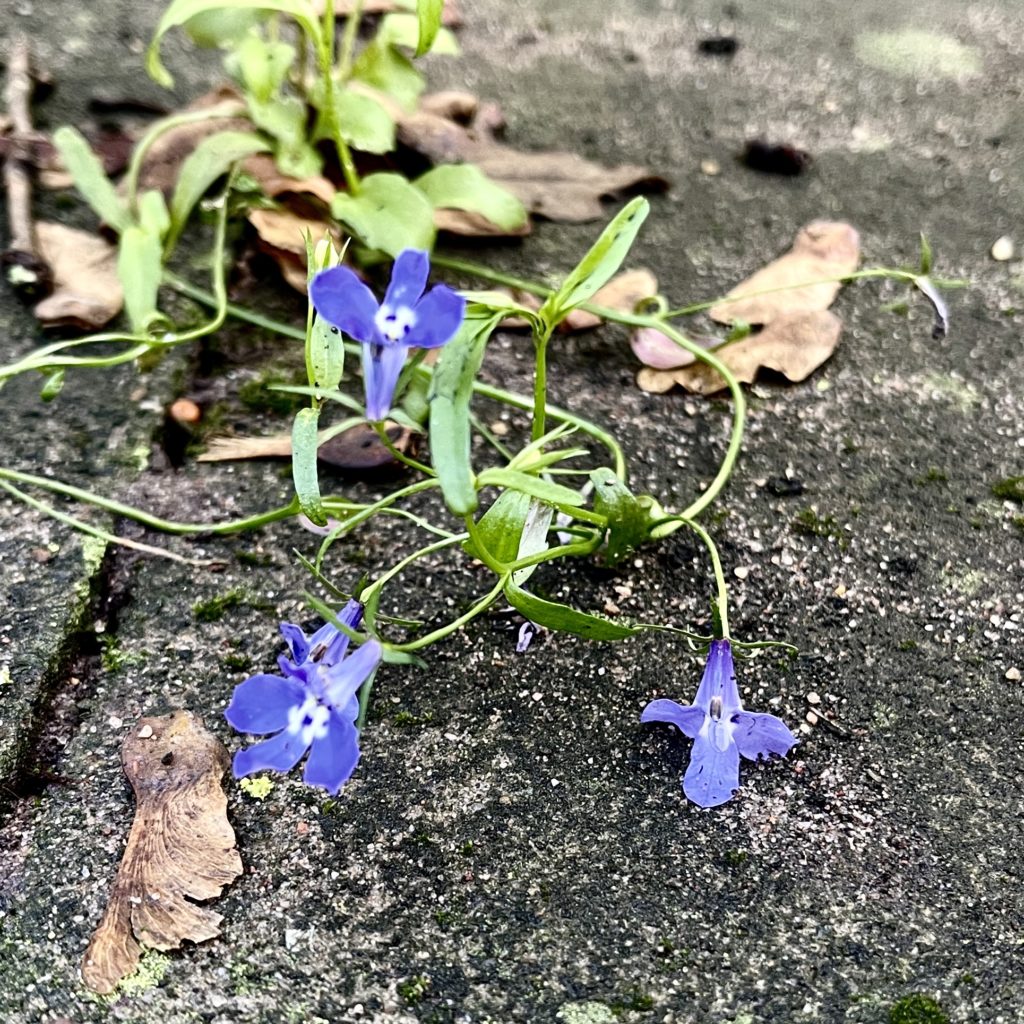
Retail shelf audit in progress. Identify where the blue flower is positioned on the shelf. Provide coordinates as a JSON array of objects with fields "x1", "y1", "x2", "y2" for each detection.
[
  {"x1": 641, "y1": 639, "x2": 796, "y2": 807},
  {"x1": 225, "y1": 601, "x2": 382, "y2": 795},
  {"x1": 309, "y1": 249, "x2": 466, "y2": 421}
]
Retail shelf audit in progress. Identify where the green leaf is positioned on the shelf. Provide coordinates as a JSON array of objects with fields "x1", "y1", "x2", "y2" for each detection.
[
  {"x1": 476, "y1": 468, "x2": 585, "y2": 508},
  {"x1": 51, "y1": 127, "x2": 129, "y2": 232},
  {"x1": 147, "y1": 0, "x2": 322, "y2": 88},
  {"x1": 184, "y1": 7, "x2": 267, "y2": 46},
  {"x1": 351, "y1": 36, "x2": 424, "y2": 111},
  {"x1": 539, "y1": 196, "x2": 649, "y2": 327},
  {"x1": 309, "y1": 315, "x2": 345, "y2": 392},
  {"x1": 249, "y1": 95, "x2": 322, "y2": 177},
  {"x1": 590, "y1": 467, "x2": 652, "y2": 564},
  {"x1": 137, "y1": 190, "x2": 171, "y2": 240},
  {"x1": 39, "y1": 369, "x2": 65, "y2": 402},
  {"x1": 225, "y1": 32, "x2": 294, "y2": 103},
  {"x1": 381, "y1": 647, "x2": 427, "y2": 667},
  {"x1": 919, "y1": 232, "x2": 934, "y2": 276},
  {"x1": 414, "y1": 164, "x2": 527, "y2": 232},
  {"x1": 414, "y1": 0, "x2": 443, "y2": 57},
  {"x1": 331, "y1": 173, "x2": 435, "y2": 257},
  {"x1": 428, "y1": 312, "x2": 501, "y2": 516},
  {"x1": 334, "y1": 88, "x2": 396, "y2": 154},
  {"x1": 168, "y1": 130, "x2": 269, "y2": 250},
  {"x1": 465, "y1": 489, "x2": 533, "y2": 565},
  {"x1": 291, "y1": 406, "x2": 327, "y2": 526},
  {"x1": 378, "y1": 13, "x2": 458, "y2": 56},
  {"x1": 117, "y1": 227, "x2": 164, "y2": 333},
  {"x1": 505, "y1": 581, "x2": 638, "y2": 641}
]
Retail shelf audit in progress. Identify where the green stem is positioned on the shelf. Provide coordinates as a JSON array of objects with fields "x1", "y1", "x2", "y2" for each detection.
[
  {"x1": 387, "y1": 577, "x2": 507, "y2": 652},
  {"x1": 531, "y1": 322, "x2": 554, "y2": 442},
  {"x1": 676, "y1": 516, "x2": 730, "y2": 639},
  {"x1": 356, "y1": 665, "x2": 378, "y2": 730},
  {"x1": 0, "y1": 468, "x2": 301, "y2": 534},
  {"x1": 336, "y1": 0, "x2": 365, "y2": 79},
  {"x1": 462, "y1": 514, "x2": 507, "y2": 574},
  {"x1": 317, "y1": 0, "x2": 360, "y2": 195},
  {"x1": 372, "y1": 421, "x2": 435, "y2": 476},
  {"x1": 362, "y1": 532, "x2": 468, "y2": 605}
]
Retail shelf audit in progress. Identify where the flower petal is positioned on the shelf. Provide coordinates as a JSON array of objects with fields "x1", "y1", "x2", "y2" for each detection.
[
  {"x1": 303, "y1": 711, "x2": 361, "y2": 794},
  {"x1": 361, "y1": 342, "x2": 407, "y2": 421},
  {"x1": 232, "y1": 728, "x2": 309, "y2": 778},
  {"x1": 322, "y1": 638, "x2": 382, "y2": 710},
  {"x1": 640, "y1": 698, "x2": 706, "y2": 739},
  {"x1": 320, "y1": 600, "x2": 364, "y2": 668},
  {"x1": 310, "y1": 266, "x2": 380, "y2": 342},
  {"x1": 383, "y1": 249, "x2": 429, "y2": 311},
  {"x1": 683, "y1": 731, "x2": 741, "y2": 808},
  {"x1": 407, "y1": 284, "x2": 466, "y2": 349},
  {"x1": 225, "y1": 673, "x2": 306, "y2": 734},
  {"x1": 279, "y1": 622, "x2": 309, "y2": 665},
  {"x1": 692, "y1": 638, "x2": 742, "y2": 715},
  {"x1": 732, "y1": 711, "x2": 797, "y2": 761}
]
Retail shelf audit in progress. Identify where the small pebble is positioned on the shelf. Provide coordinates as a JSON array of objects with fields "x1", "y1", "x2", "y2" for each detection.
[
  {"x1": 700, "y1": 158, "x2": 721, "y2": 176},
  {"x1": 805, "y1": 711, "x2": 820, "y2": 725},
  {"x1": 806, "y1": 691, "x2": 821, "y2": 705},
  {"x1": 169, "y1": 398, "x2": 201, "y2": 425},
  {"x1": 1006, "y1": 667, "x2": 1022, "y2": 682},
  {"x1": 991, "y1": 235, "x2": 1015, "y2": 261},
  {"x1": 489, "y1": 420, "x2": 509, "y2": 436},
  {"x1": 733, "y1": 566, "x2": 750, "y2": 580},
  {"x1": 137, "y1": 724, "x2": 154, "y2": 739}
]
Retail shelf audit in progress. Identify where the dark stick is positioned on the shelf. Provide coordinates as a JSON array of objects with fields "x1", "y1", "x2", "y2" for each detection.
[{"x1": 2, "y1": 34, "x2": 52, "y2": 297}]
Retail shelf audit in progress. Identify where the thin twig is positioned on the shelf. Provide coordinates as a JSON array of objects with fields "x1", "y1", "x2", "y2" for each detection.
[{"x1": 1, "y1": 34, "x2": 51, "y2": 296}]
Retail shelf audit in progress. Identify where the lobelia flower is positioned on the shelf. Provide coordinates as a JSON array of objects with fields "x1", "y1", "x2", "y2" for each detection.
[
  {"x1": 225, "y1": 600, "x2": 381, "y2": 794},
  {"x1": 641, "y1": 638, "x2": 796, "y2": 808},
  {"x1": 309, "y1": 249, "x2": 466, "y2": 421}
]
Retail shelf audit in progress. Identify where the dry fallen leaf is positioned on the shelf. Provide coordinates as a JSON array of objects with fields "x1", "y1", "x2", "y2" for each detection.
[
  {"x1": 81, "y1": 711, "x2": 242, "y2": 994},
  {"x1": 562, "y1": 268, "x2": 657, "y2": 330},
  {"x1": 241, "y1": 153, "x2": 336, "y2": 205},
  {"x1": 33, "y1": 221, "x2": 123, "y2": 330},
  {"x1": 709, "y1": 221, "x2": 860, "y2": 325},
  {"x1": 317, "y1": 0, "x2": 462, "y2": 24},
  {"x1": 637, "y1": 310, "x2": 842, "y2": 395},
  {"x1": 247, "y1": 208, "x2": 344, "y2": 292},
  {"x1": 398, "y1": 104, "x2": 668, "y2": 223}
]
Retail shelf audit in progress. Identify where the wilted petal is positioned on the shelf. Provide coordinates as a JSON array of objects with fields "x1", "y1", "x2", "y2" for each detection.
[
  {"x1": 361, "y1": 342, "x2": 407, "y2": 421},
  {"x1": 303, "y1": 711, "x2": 361, "y2": 794},
  {"x1": 732, "y1": 711, "x2": 797, "y2": 761},
  {"x1": 233, "y1": 727, "x2": 308, "y2": 778},
  {"x1": 640, "y1": 698, "x2": 706, "y2": 739},
  {"x1": 310, "y1": 265, "x2": 380, "y2": 342},
  {"x1": 225, "y1": 673, "x2": 305, "y2": 734},
  {"x1": 683, "y1": 731, "x2": 740, "y2": 808},
  {"x1": 383, "y1": 249, "x2": 429, "y2": 311},
  {"x1": 407, "y1": 284, "x2": 466, "y2": 349}
]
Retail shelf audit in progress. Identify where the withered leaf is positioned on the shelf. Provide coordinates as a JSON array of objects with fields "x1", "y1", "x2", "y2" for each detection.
[
  {"x1": 709, "y1": 221, "x2": 860, "y2": 325},
  {"x1": 81, "y1": 711, "x2": 242, "y2": 995},
  {"x1": 33, "y1": 221, "x2": 123, "y2": 330},
  {"x1": 397, "y1": 104, "x2": 668, "y2": 223},
  {"x1": 637, "y1": 310, "x2": 842, "y2": 395},
  {"x1": 240, "y1": 153, "x2": 336, "y2": 206},
  {"x1": 247, "y1": 208, "x2": 344, "y2": 292}
]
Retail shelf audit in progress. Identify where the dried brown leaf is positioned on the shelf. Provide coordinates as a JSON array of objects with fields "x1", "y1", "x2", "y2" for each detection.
[
  {"x1": 637, "y1": 310, "x2": 842, "y2": 395},
  {"x1": 246, "y1": 208, "x2": 343, "y2": 292},
  {"x1": 562, "y1": 268, "x2": 657, "y2": 330},
  {"x1": 81, "y1": 712, "x2": 242, "y2": 994},
  {"x1": 241, "y1": 153, "x2": 336, "y2": 205},
  {"x1": 33, "y1": 221, "x2": 123, "y2": 330},
  {"x1": 316, "y1": 0, "x2": 462, "y2": 25},
  {"x1": 397, "y1": 105, "x2": 668, "y2": 223},
  {"x1": 433, "y1": 206, "x2": 531, "y2": 238},
  {"x1": 708, "y1": 221, "x2": 860, "y2": 325}
]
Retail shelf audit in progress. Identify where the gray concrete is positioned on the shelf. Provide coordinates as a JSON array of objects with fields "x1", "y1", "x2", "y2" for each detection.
[{"x1": 2, "y1": 1, "x2": 1023, "y2": 1023}]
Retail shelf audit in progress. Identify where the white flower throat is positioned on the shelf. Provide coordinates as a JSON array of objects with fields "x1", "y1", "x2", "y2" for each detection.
[
  {"x1": 375, "y1": 305, "x2": 417, "y2": 343},
  {"x1": 287, "y1": 696, "x2": 330, "y2": 746}
]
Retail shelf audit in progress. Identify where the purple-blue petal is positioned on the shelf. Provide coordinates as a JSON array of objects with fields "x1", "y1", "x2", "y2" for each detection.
[
  {"x1": 640, "y1": 698, "x2": 706, "y2": 740},
  {"x1": 407, "y1": 284, "x2": 465, "y2": 349},
  {"x1": 310, "y1": 265, "x2": 380, "y2": 343},
  {"x1": 383, "y1": 249, "x2": 429, "y2": 311},
  {"x1": 225, "y1": 673, "x2": 306, "y2": 734},
  {"x1": 303, "y1": 711, "x2": 361, "y2": 794},
  {"x1": 322, "y1": 638, "x2": 382, "y2": 710},
  {"x1": 320, "y1": 600, "x2": 364, "y2": 667},
  {"x1": 279, "y1": 622, "x2": 309, "y2": 665},
  {"x1": 361, "y1": 342, "x2": 407, "y2": 421},
  {"x1": 692, "y1": 638, "x2": 742, "y2": 716},
  {"x1": 683, "y1": 730, "x2": 740, "y2": 808},
  {"x1": 232, "y1": 727, "x2": 309, "y2": 778},
  {"x1": 732, "y1": 711, "x2": 797, "y2": 761}
]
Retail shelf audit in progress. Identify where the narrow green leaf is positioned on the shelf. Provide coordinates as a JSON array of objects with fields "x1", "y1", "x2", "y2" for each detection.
[
  {"x1": 147, "y1": 0, "x2": 322, "y2": 88},
  {"x1": 505, "y1": 581, "x2": 638, "y2": 641},
  {"x1": 291, "y1": 407, "x2": 327, "y2": 526},
  {"x1": 168, "y1": 131, "x2": 269, "y2": 250},
  {"x1": 378, "y1": 12, "x2": 458, "y2": 56},
  {"x1": 334, "y1": 88, "x2": 396, "y2": 154},
  {"x1": 309, "y1": 315, "x2": 345, "y2": 392},
  {"x1": 40, "y1": 369, "x2": 65, "y2": 402},
  {"x1": 331, "y1": 172, "x2": 435, "y2": 257},
  {"x1": 539, "y1": 196, "x2": 649, "y2": 327},
  {"x1": 919, "y1": 232, "x2": 934, "y2": 276},
  {"x1": 590, "y1": 467, "x2": 651, "y2": 564},
  {"x1": 117, "y1": 227, "x2": 164, "y2": 333},
  {"x1": 414, "y1": 164, "x2": 527, "y2": 231},
  {"x1": 414, "y1": 0, "x2": 443, "y2": 56},
  {"x1": 137, "y1": 190, "x2": 171, "y2": 240},
  {"x1": 476, "y1": 467, "x2": 585, "y2": 508},
  {"x1": 51, "y1": 127, "x2": 129, "y2": 232},
  {"x1": 427, "y1": 313, "x2": 501, "y2": 515}
]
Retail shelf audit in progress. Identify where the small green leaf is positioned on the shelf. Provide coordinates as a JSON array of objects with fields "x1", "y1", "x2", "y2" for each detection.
[
  {"x1": 137, "y1": 190, "x2": 171, "y2": 240},
  {"x1": 184, "y1": 7, "x2": 267, "y2": 47},
  {"x1": 381, "y1": 647, "x2": 427, "y2": 667},
  {"x1": 147, "y1": 0, "x2": 322, "y2": 88},
  {"x1": 331, "y1": 172, "x2": 435, "y2": 257},
  {"x1": 225, "y1": 32, "x2": 294, "y2": 103},
  {"x1": 476, "y1": 468, "x2": 585, "y2": 508},
  {"x1": 291, "y1": 407, "x2": 327, "y2": 526},
  {"x1": 919, "y1": 232, "x2": 934, "y2": 276},
  {"x1": 351, "y1": 36, "x2": 425, "y2": 111},
  {"x1": 168, "y1": 130, "x2": 269, "y2": 250},
  {"x1": 39, "y1": 369, "x2": 65, "y2": 402},
  {"x1": 117, "y1": 227, "x2": 164, "y2": 333},
  {"x1": 51, "y1": 127, "x2": 129, "y2": 232},
  {"x1": 413, "y1": 0, "x2": 443, "y2": 56},
  {"x1": 378, "y1": 12, "x2": 458, "y2": 56},
  {"x1": 590, "y1": 467, "x2": 652, "y2": 564},
  {"x1": 539, "y1": 196, "x2": 649, "y2": 327},
  {"x1": 428, "y1": 312, "x2": 501, "y2": 516},
  {"x1": 249, "y1": 95, "x2": 322, "y2": 177},
  {"x1": 414, "y1": 165, "x2": 527, "y2": 232},
  {"x1": 465, "y1": 489, "x2": 533, "y2": 566},
  {"x1": 309, "y1": 315, "x2": 345, "y2": 392},
  {"x1": 333, "y1": 88, "x2": 396, "y2": 154},
  {"x1": 505, "y1": 581, "x2": 638, "y2": 641}
]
